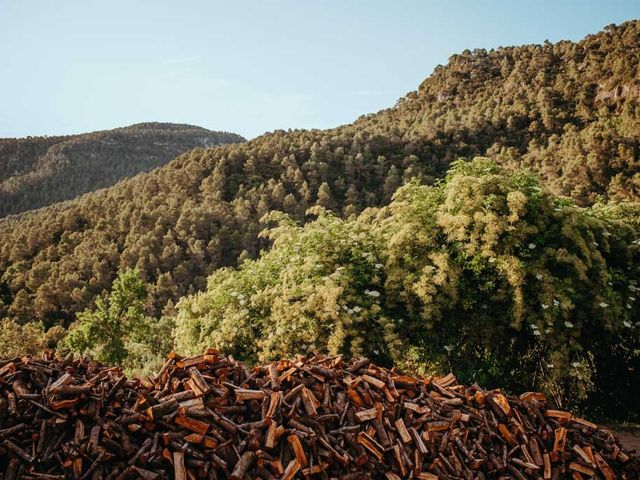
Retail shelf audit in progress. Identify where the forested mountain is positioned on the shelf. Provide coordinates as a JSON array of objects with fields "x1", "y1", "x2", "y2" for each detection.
[
  {"x1": 0, "y1": 123, "x2": 244, "y2": 217},
  {"x1": 1, "y1": 20, "x2": 639, "y2": 334}
]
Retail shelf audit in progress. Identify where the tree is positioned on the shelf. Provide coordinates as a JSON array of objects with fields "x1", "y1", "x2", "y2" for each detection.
[
  {"x1": 62, "y1": 269, "x2": 153, "y2": 366},
  {"x1": 316, "y1": 182, "x2": 335, "y2": 210}
]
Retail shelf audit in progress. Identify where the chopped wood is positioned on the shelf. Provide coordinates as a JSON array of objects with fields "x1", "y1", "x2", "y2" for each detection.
[
  {"x1": 287, "y1": 434, "x2": 308, "y2": 467},
  {"x1": 281, "y1": 459, "x2": 301, "y2": 480},
  {"x1": 0, "y1": 352, "x2": 636, "y2": 479},
  {"x1": 362, "y1": 374, "x2": 386, "y2": 389},
  {"x1": 230, "y1": 451, "x2": 255, "y2": 480},
  {"x1": 234, "y1": 388, "x2": 265, "y2": 402},
  {"x1": 355, "y1": 406, "x2": 379, "y2": 422},
  {"x1": 172, "y1": 450, "x2": 187, "y2": 480},
  {"x1": 569, "y1": 461, "x2": 595, "y2": 476},
  {"x1": 394, "y1": 417, "x2": 412, "y2": 444}
]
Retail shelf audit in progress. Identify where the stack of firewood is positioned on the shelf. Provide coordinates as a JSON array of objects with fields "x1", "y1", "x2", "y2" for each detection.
[{"x1": 0, "y1": 350, "x2": 637, "y2": 479}]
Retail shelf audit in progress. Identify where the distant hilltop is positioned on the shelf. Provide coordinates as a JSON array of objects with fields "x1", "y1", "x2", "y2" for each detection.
[{"x1": 0, "y1": 123, "x2": 245, "y2": 217}]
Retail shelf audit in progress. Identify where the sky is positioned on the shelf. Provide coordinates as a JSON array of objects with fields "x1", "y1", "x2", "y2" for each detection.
[{"x1": 0, "y1": 1, "x2": 639, "y2": 140}]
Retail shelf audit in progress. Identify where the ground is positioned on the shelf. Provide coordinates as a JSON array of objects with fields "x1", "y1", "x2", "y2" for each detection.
[{"x1": 612, "y1": 427, "x2": 640, "y2": 453}]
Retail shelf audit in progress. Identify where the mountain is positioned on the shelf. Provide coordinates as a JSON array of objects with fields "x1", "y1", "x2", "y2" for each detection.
[
  {"x1": 0, "y1": 20, "x2": 639, "y2": 331},
  {"x1": 0, "y1": 123, "x2": 245, "y2": 217}
]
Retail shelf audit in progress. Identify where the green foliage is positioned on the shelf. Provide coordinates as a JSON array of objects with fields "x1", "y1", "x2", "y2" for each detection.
[
  {"x1": 62, "y1": 268, "x2": 172, "y2": 372},
  {"x1": 0, "y1": 318, "x2": 46, "y2": 358},
  {"x1": 176, "y1": 159, "x2": 640, "y2": 416}
]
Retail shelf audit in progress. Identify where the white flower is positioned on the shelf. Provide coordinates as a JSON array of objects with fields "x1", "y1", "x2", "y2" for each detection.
[
  {"x1": 373, "y1": 349, "x2": 379, "y2": 355},
  {"x1": 239, "y1": 299, "x2": 246, "y2": 306},
  {"x1": 571, "y1": 362, "x2": 580, "y2": 368},
  {"x1": 353, "y1": 306, "x2": 362, "y2": 313},
  {"x1": 604, "y1": 231, "x2": 611, "y2": 237},
  {"x1": 528, "y1": 243, "x2": 536, "y2": 250},
  {"x1": 630, "y1": 297, "x2": 636, "y2": 301},
  {"x1": 623, "y1": 321, "x2": 632, "y2": 328},
  {"x1": 608, "y1": 282, "x2": 612, "y2": 286},
  {"x1": 444, "y1": 345, "x2": 453, "y2": 352},
  {"x1": 530, "y1": 324, "x2": 538, "y2": 330},
  {"x1": 533, "y1": 330, "x2": 541, "y2": 336},
  {"x1": 535, "y1": 274, "x2": 543, "y2": 280},
  {"x1": 599, "y1": 302, "x2": 609, "y2": 308},
  {"x1": 553, "y1": 299, "x2": 560, "y2": 307},
  {"x1": 541, "y1": 303, "x2": 549, "y2": 310},
  {"x1": 627, "y1": 304, "x2": 632, "y2": 309},
  {"x1": 375, "y1": 263, "x2": 383, "y2": 269},
  {"x1": 593, "y1": 242, "x2": 599, "y2": 247},
  {"x1": 365, "y1": 290, "x2": 380, "y2": 298},
  {"x1": 564, "y1": 321, "x2": 574, "y2": 328},
  {"x1": 488, "y1": 257, "x2": 496, "y2": 264},
  {"x1": 547, "y1": 363, "x2": 554, "y2": 369}
]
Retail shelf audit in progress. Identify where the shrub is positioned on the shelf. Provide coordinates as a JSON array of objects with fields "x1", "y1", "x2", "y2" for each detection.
[
  {"x1": 175, "y1": 158, "x2": 640, "y2": 417},
  {"x1": 0, "y1": 318, "x2": 46, "y2": 357},
  {"x1": 62, "y1": 269, "x2": 172, "y2": 374}
]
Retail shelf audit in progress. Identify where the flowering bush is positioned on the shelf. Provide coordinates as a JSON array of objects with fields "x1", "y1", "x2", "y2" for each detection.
[{"x1": 175, "y1": 158, "x2": 640, "y2": 416}]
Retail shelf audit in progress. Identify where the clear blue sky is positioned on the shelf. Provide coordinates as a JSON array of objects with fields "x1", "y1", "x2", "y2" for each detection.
[{"x1": 0, "y1": 1, "x2": 638, "y2": 140}]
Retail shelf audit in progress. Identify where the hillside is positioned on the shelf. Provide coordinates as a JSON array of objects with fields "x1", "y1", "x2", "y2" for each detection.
[
  {"x1": 0, "y1": 123, "x2": 244, "y2": 217},
  {"x1": 1, "y1": 20, "x2": 639, "y2": 337}
]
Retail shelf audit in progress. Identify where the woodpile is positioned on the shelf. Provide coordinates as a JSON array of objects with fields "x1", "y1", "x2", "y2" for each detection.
[{"x1": 0, "y1": 350, "x2": 637, "y2": 479}]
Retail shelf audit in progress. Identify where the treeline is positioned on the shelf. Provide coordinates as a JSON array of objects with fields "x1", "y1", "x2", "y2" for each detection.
[
  {"x1": 0, "y1": 21, "x2": 639, "y2": 353},
  {"x1": 0, "y1": 122, "x2": 244, "y2": 217}
]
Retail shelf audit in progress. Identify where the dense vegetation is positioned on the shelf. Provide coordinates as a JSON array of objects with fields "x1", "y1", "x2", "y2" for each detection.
[
  {"x1": 0, "y1": 21, "x2": 639, "y2": 417},
  {"x1": 0, "y1": 123, "x2": 244, "y2": 217},
  {"x1": 174, "y1": 159, "x2": 639, "y2": 417},
  {"x1": 2, "y1": 22, "x2": 639, "y2": 330},
  {"x1": 62, "y1": 268, "x2": 172, "y2": 375}
]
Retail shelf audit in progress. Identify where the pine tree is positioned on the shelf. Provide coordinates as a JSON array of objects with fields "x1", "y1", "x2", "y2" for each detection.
[{"x1": 316, "y1": 182, "x2": 335, "y2": 210}]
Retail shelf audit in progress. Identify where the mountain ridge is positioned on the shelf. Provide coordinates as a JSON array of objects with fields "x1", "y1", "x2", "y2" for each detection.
[{"x1": 0, "y1": 122, "x2": 245, "y2": 217}]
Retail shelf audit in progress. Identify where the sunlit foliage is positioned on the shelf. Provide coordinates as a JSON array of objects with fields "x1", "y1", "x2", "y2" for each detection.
[
  {"x1": 176, "y1": 159, "x2": 640, "y2": 415},
  {"x1": 62, "y1": 269, "x2": 172, "y2": 373}
]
